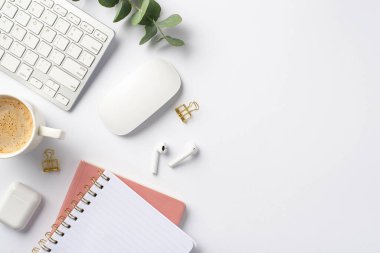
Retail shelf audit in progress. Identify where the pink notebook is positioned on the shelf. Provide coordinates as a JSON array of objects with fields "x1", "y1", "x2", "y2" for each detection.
[{"x1": 53, "y1": 161, "x2": 186, "y2": 228}]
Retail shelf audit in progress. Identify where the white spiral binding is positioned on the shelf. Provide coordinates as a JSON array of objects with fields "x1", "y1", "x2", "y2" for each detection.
[{"x1": 32, "y1": 173, "x2": 111, "y2": 253}]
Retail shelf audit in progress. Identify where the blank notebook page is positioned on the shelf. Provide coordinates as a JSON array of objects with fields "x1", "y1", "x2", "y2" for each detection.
[{"x1": 45, "y1": 171, "x2": 195, "y2": 253}]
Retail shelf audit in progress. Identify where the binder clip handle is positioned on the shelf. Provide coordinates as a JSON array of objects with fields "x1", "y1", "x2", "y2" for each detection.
[
  {"x1": 44, "y1": 149, "x2": 55, "y2": 160},
  {"x1": 175, "y1": 101, "x2": 200, "y2": 123}
]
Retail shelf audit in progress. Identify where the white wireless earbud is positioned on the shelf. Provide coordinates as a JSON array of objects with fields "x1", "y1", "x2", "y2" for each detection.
[
  {"x1": 152, "y1": 143, "x2": 168, "y2": 175},
  {"x1": 168, "y1": 143, "x2": 199, "y2": 168}
]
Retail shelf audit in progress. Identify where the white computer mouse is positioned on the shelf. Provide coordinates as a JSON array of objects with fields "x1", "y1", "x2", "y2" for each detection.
[{"x1": 98, "y1": 59, "x2": 181, "y2": 135}]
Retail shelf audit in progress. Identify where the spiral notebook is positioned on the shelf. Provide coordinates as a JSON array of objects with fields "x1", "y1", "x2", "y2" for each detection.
[
  {"x1": 34, "y1": 171, "x2": 195, "y2": 252},
  {"x1": 54, "y1": 161, "x2": 185, "y2": 226}
]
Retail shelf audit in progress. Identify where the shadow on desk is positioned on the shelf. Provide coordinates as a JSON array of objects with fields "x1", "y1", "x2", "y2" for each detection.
[{"x1": 70, "y1": 35, "x2": 120, "y2": 111}]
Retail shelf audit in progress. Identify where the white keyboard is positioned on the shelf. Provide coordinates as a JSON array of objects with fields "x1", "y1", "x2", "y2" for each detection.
[{"x1": 0, "y1": 0, "x2": 114, "y2": 110}]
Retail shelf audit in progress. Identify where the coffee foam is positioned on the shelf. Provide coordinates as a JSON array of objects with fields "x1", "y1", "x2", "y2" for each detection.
[{"x1": 0, "y1": 97, "x2": 34, "y2": 154}]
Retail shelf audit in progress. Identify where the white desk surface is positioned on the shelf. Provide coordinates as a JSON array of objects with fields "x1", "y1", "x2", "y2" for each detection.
[{"x1": 1, "y1": 0, "x2": 380, "y2": 252}]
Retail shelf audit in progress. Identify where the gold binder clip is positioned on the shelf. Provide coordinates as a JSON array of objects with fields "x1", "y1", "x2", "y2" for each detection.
[
  {"x1": 42, "y1": 149, "x2": 60, "y2": 172},
  {"x1": 175, "y1": 101, "x2": 200, "y2": 123}
]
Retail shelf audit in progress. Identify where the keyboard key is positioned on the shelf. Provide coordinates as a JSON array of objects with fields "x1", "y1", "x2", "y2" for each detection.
[
  {"x1": 49, "y1": 66, "x2": 79, "y2": 91},
  {"x1": 49, "y1": 49, "x2": 64, "y2": 65},
  {"x1": 67, "y1": 43, "x2": 82, "y2": 58},
  {"x1": 23, "y1": 32, "x2": 39, "y2": 48},
  {"x1": 0, "y1": 34, "x2": 13, "y2": 49},
  {"x1": 1, "y1": 53, "x2": 20, "y2": 72},
  {"x1": 46, "y1": 79, "x2": 59, "y2": 90},
  {"x1": 17, "y1": 63, "x2": 33, "y2": 80},
  {"x1": 80, "y1": 22, "x2": 94, "y2": 33},
  {"x1": 40, "y1": 9, "x2": 57, "y2": 26},
  {"x1": 55, "y1": 93, "x2": 69, "y2": 105},
  {"x1": 0, "y1": 16, "x2": 14, "y2": 33},
  {"x1": 2, "y1": 2, "x2": 18, "y2": 18},
  {"x1": 30, "y1": 77, "x2": 43, "y2": 88},
  {"x1": 28, "y1": 2, "x2": 44, "y2": 17},
  {"x1": 67, "y1": 26, "x2": 83, "y2": 42},
  {"x1": 53, "y1": 35, "x2": 69, "y2": 50},
  {"x1": 37, "y1": 41, "x2": 52, "y2": 57},
  {"x1": 62, "y1": 58, "x2": 87, "y2": 79},
  {"x1": 67, "y1": 12, "x2": 80, "y2": 25},
  {"x1": 28, "y1": 19, "x2": 43, "y2": 34},
  {"x1": 39, "y1": 0, "x2": 53, "y2": 8},
  {"x1": 80, "y1": 35, "x2": 102, "y2": 54},
  {"x1": 0, "y1": 0, "x2": 114, "y2": 111},
  {"x1": 78, "y1": 50, "x2": 94, "y2": 67},
  {"x1": 23, "y1": 49, "x2": 38, "y2": 65},
  {"x1": 53, "y1": 4, "x2": 67, "y2": 16},
  {"x1": 15, "y1": 0, "x2": 31, "y2": 9},
  {"x1": 15, "y1": 10, "x2": 31, "y2": 26},
  {"x1": 41, "y1": 26, "x2": 56, "y2": 42},
  {"x1": 42, "y1": 85, "x2": 56, "y2": 97},
  {"x1": 94, "y1": 30, "x2": 107, "y2": 42},
  {"x1": 35, "y1": 57, "x2": 51, "y2": 73},
  {"x1": 55, "y1": 18, "x2": 70, "y2": 34},
  {"x1": 11, "y1": 25, "x2": 27, "y2": 40},
  {"x1": 9, "y1": 41, "x2": 26, "y2": 57}
]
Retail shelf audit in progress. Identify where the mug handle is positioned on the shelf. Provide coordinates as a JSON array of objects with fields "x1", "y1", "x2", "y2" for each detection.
[{"x1": 39, "y1": 126, "x2": 65, "y2": 139}]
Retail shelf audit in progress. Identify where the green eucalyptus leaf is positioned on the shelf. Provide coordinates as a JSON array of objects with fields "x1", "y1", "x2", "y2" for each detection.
[
  {"x1": 165, "y1": 36, "x2": 184, "y2": 47},
  {"x1": 98, "y1": 0, "x2": 119, "y2": 8},
  {"x1": 152, "y1": 34, "x2": 164, "y2": 43},
  {"x1": 131, "y1": 0, "x2": 161, "y2": 26},
  {"x1": 138, "y1": 0, "x2": 161, "y2": 25},
  {"x1": 113, "y1": 0, "x2": 132, "y2": 22},
  {"x1": 132, "y1": 0, "x2": 143, "y2": 6},
  {"x1": 131, "y1": 0, "x2": 150, "y2": 25},
  {"x1": 139, "y1": 25, "x2": 157, "y2": 45},
  {"x1": 158, "y1": 14, "x2": 182, "y2": 28},
  {"x1": 91, "y1": 0, "x2": 185, "y2": 47}
]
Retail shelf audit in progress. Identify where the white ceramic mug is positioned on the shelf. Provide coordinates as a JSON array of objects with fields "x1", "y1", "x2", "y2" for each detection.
[{"x1": 0, "y1": 94, "x2": 65, "y2": 159}]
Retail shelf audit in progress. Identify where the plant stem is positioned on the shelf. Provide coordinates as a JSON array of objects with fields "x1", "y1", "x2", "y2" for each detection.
[
  {"x1": 153, "y1": 20, "x2": 167, "y2": 40},
  {"x1": 128, "y1": 0, "x2": 141, "y2": 10},
  {"x1": 128, "y1": 0, "x2": 169, "y2": 43}
]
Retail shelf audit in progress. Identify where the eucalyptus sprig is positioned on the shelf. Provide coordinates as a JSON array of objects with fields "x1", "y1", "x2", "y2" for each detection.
[{"x1": 73, "y1": 0, "x2": 184, "y2": 47}]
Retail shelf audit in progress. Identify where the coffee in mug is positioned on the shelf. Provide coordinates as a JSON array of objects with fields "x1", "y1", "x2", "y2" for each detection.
[
  {"x1": 0, "y1": 97, "x2": 34, "y2": 154},
  {"x1": 0, "y1": 94, "x2": 64, "y2": 159}
]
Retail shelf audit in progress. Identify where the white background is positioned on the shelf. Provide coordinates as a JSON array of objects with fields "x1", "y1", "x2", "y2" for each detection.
[{"x1": 1, "y1": 0, "x2": 380, "y2": 252}]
